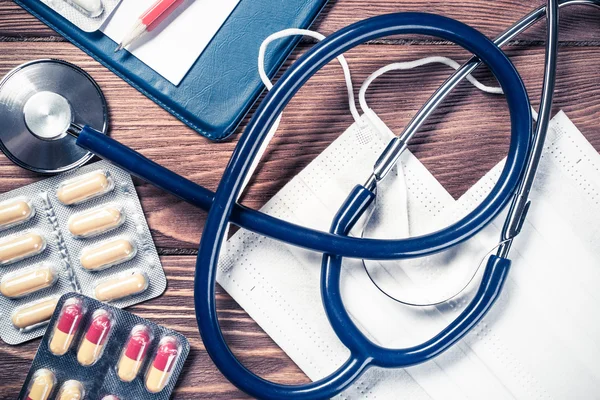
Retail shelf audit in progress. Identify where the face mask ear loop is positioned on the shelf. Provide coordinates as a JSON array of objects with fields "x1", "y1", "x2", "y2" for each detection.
[
  {"x1": 359, "y1": 55, "x2": 507, "y2": 120},
  {"x1": 237, "y1": 29, "x2": 360, "y2": 195},
  {"x1": 358, "y1": 55, "x2": 538, "y2": 121},
  {"x1": 258, "y1": 29, "x2": 361, "y2": 122},
  {"x1": 221, "y1": 29, "x2": 361, "y2": 248}
]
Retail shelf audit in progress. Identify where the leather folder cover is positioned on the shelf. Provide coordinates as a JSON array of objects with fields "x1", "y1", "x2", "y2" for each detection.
[{"x1": 14, "y1": 0, "x2": 329, "y2": 141}]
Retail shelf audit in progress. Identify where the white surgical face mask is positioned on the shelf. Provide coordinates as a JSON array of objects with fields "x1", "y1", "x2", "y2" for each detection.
[{"x1": 219, "y1": 28, "x2": 600, "y2": 399}]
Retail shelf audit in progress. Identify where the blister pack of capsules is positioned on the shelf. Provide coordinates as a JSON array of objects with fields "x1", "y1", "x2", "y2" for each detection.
[
  {"x1": 40, "y1": 0, "x2": 122, "y2": 32},
  {"x1": 0, "y1": 160, "x2": 166, "y2": 345},
  {"x1": 19, "y1": 293, "x2": 190, "y2": 400}
]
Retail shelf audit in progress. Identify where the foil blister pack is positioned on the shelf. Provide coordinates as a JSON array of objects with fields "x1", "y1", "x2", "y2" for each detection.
[
  {"x1": 19, "y1": 293, "x2": 189, "y2": 400},
  {"x1": 40, "y1": 0, "x2": 122, "y2": 32},
  {"x1": 0, "y1": 161, "x2": 166, "y2": 345}
]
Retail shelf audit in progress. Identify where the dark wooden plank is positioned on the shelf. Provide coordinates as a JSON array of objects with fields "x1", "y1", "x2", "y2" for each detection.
[
  {"x1": 0, "y1": 256, "x2": 308, "y2": 399},
  {"x1": 2, "y1": 0, "x2": 600, "y2": 42},
  {"x1": 0, "y1": 42, "x2": 599, "y2": 250},
  {"x1": 317, "y1": 0, "x2": 600, "y2": 42}
]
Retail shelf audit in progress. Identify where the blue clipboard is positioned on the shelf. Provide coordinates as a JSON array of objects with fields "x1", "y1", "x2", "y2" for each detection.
[{"x1": 13, "y1": 0, "x2": 329, "y2": 141}]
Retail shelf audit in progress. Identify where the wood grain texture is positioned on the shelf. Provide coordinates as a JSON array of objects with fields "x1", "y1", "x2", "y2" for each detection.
[
  {"x1": 1, "y1": 0, "x2": 600, "y2": 42},
  {"x1": 0, "y1": 0, "x2": 600, "y2": 399},
  {"x1": 1, "y1": 43, "x2": 599, "y2": 250}
]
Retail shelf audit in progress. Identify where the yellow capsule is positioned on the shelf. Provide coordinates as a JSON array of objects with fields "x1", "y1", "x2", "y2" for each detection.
[
  {"x1": 68, "y1": 204, "x2": 124, "y2": 238},
  {"x1": 80, "y1": 238, "x2": 136, "y2": 271},
  {"x1": 0, "y1": 197, "x2": 34, "y2": 230},
  {"x1": 11, "y1": 297, "x2": 59, "y2": 330},
  {"x1": 56, "y1": 170, "x2": 113, "y2": 205},
  {"x1": 94, "y1": 270, "x2": 148, "y2": 302},
  {"x1": 57, "y1": 380, "x2": 84, "y2": 400},
  {"x1": 0, "y1": 263, "x2": 57, "y2": 299},
  {"x1": 0, "y1": 231, "x2": 46, "y2": 266},
  {"x1": 26, "y1": 369, "x2": 56, "y2": 400}
]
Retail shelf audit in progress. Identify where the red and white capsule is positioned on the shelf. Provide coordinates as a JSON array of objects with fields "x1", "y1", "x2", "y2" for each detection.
[
  {"x1": 117, "y1": 325, "x2": 152, "y2": 382},
  {"x1": 145, "y1": 336, "x2": 180, "y2": 393},
  {"x1": 49, "y1": 300, "x2": 84, "y2": 356},
  {"x1": 77, "y1": 310, "x2": 112, "y2": 366}
]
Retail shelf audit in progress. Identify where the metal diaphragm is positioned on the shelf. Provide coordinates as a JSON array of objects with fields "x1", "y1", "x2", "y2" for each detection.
[{"x1": 0, "y1": 59, "x2": 108, "y2": 174}]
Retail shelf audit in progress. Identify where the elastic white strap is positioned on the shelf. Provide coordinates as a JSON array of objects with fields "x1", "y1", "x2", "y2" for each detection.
[
  {"x1": 240, "y1": 29, "x2": 361, "y2": 194},
  {"x1": 359, "y1": 55, "x2": 539, "y2": 121},
  {"x1": 258, "y1": 28, "x2": 361, "y2": 122}
]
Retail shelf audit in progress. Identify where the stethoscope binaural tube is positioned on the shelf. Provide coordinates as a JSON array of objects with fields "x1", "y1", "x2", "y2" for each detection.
[{"x1": 194, "y1": 12, "x2": 532, "y2": 400}]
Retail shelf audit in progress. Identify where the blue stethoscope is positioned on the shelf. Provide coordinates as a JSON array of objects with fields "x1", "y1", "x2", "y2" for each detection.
[{"x1": 10, "y1": 0, "x2": 600, "y2": 397}]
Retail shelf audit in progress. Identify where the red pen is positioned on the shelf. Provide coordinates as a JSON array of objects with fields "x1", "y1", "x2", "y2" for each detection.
[{"x1": 115, "y1": 0, "x2": 184, "y2": 52}]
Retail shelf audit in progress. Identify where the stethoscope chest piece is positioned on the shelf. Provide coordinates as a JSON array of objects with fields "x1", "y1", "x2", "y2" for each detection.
[{"x1": 0, "y1": 59, "x2": 107, "y2": 174}]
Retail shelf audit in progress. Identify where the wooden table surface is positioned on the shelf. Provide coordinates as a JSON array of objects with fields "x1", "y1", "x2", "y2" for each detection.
[{"x1": 1, "y1": 1, "x2": 599, "y2": 398}]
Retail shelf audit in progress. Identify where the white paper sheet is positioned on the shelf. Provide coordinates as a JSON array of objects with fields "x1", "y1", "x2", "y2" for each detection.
[{"x1": 101, "y1": 0, "x2": 241, "y2": 85}]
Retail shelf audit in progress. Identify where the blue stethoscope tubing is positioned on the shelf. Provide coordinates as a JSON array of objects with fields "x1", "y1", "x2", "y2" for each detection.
[
  {"x1": 76, "y1": 13, "x2": 532, "y2": 260},
  {"x1": 71, "y1": 10, "x2": 535, "y2": 400},
  {"x1": 74, "y1": 0, "x2": 598, "y2": 262},
  {"x1": 66, "y1": 2, "x2": 600, "y2": 399},
  {"x1": 192, "y1": 12, "x2": 531, "y2": 400}
]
